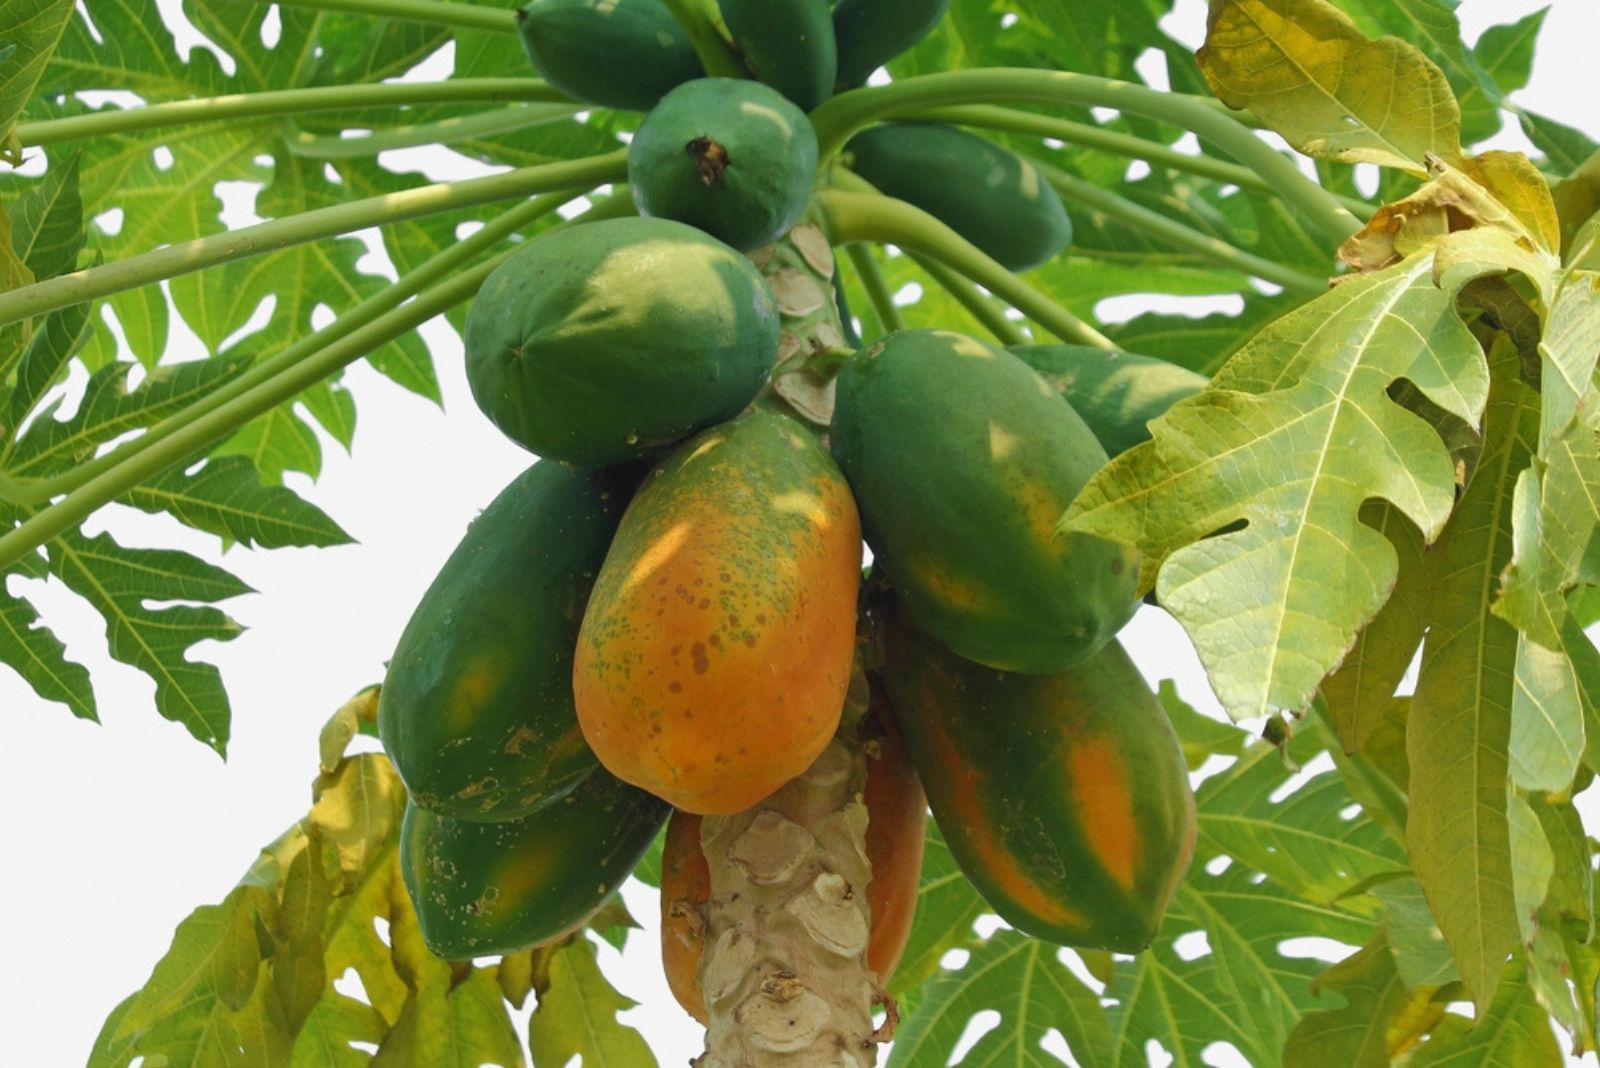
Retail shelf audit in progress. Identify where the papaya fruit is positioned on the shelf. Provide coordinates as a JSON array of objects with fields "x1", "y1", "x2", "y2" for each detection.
[
  {"x1": 399, "y1": 768, "x2": 668, "y2": 959},
  {"x1": 880, "y1": 603, "x2": 1196, "y2": 952},
  {"x1": 516, "y1": 0, "x2": 702, "y2": 111},
  {"x1": 831, "y1": 329, "x2": 1138, "y2": 674},
  {"x1": 832, "y1": 0, "x2": 948, "y2": 89},
  {"x1": 377, "y1": 461, "x2": 637, "y2": 822},
  {"x1": 718, "y1": 0, "x2": 836, "y2": 111},
  {"x1": 1010, "y1": 344, "x2": 1207, "y2": 459},
  {"x1": 659, "y1": 698, "x2": 926, "y2": 1020},
  {"x1": 573, "y1": 408, "x2": 862, "y2": 814},
  {"x1": 629, "y1": 79, "x2": 819, "y2": 252},
  {"x1": 846, "y1": 122, "x2": 1071, "y2": 272},
  {"x1": 464, "y1": 216, "x2": 778, "y2": 466}
]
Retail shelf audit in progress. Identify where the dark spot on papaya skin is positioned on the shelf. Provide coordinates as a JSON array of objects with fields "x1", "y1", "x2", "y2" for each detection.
[
  {"x1": 669, "y1": 681, "x2": 683, "y2": 694},
  {"x1": 1110, "y1": 557, "x2": 1124, "y2": 574},
  {"x1": 687, "y1": 136, "x2": 729, "y2": 186},
  {"x1": 708, "y1": 633, "x2": 722, "y2": 649},
  {"x1": 691, "y1": 643, "x2": 709, "y2": 674},
  {"x1": 698, "y1": 598, "x2": 711, "y2": 609}
]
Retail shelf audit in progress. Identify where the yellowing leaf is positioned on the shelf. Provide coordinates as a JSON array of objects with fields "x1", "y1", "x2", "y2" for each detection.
[
  {"x1": 1197, "y1": 0, "x2": 1463, "y2": 172},
  {"x1": 527, "y1": 936, "x2": 657, "y2": 1067},
  {"x1": 1407, "y1": 340, "x2": 1535, "y2": 1012},
  {"x1": 1063, "y1": 257, "x2": 1487, "y2": 720},
  {"x1": 1282, "y1": 933, "x2": 1443, "y2": 1068}
]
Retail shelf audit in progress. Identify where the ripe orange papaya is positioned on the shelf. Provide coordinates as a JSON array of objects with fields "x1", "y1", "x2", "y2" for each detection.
[
  {"x1": 659, "y1": 700, "x2": 926, "y2": 1021},
  {"x1": 880, "y1": 602, "x2": 1195, "y2": 952},
  {"x1": 573, "y1": 408, "x2": 862, "y2": 814}
]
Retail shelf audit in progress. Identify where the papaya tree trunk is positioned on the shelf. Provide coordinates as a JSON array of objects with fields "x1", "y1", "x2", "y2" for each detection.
[
  {"x1": 695, "y1": 738, "x2": 881, "y2": 1065},
  {"x1": 690, "y1": 222, "x2": 885, "y2": 1065}
]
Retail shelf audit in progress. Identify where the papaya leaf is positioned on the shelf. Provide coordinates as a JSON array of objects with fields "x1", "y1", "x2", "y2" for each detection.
[
  {"x1": 0, "y1": 201, "x2": 29, "y2": 298},
  {"x1": 0, "y1": 576, "x2": 95, "y2": 719},
  {"x1": 1281, "y1": 932, "x2": 1443, "y2": 1068},
  {"x1": 46, "y1": 529, "x2": 249, "y2": 752},
  {"x1": 1102, "y1": 293, "x2": 1301, "y2": 377},
  {"x1": 1406, "y1": 340, "x2": 1535, "y2": 1011},
  {"x1": 6, "y1": 151, "x2": 83, "y2": 283},
  {"x1": 1473, "y1": 8, "x2": 1547, "y2": 99},
  {"x1": 1508, "y1": 793, "x2": 1555, "y2": 946},
  {"x1": 1407, "y1": 960, "x2": 1561, "y2": 1066},
  {"x1": 2, "y1": 299, "x2": 92, "y2": 439},
  {"x1": 1519, "y1": 110, "x2": 1599, "y2": 176},
  {"x1": 1371, "y1": 877, "x2": 1459, "y2": 989},
  {"x1": 214, "y1": 403, "x2": 327, "y2": 485},
  {"x1": 887, "y1": 930, "x2": 1112, "y2": 1068},
  {"x1": 1062, "y1": 256, "x2": 1487, "y2": 721},
  {"x1": 526, "y1": 935, "x2": 657, "y2": 1068},
  {"x1": 1320, "y1": 503, "x2": 1428, "y2": 753},
  {"x1": 91, "y1": 696, "x2": 649, "y2": 1067},
  {"x1": 0, "y1": 0, "x2": 75, "y2": 163},
  {"x1": 122, "y1": 455, "x2": 353, "y2": 549},
  {"x1": 1196, "y1": 0, "x2": 1463, "y2": 172},
  {"x1": 4, "y1": 354, "x2": 252, "y2": 476},
  {"x1": 889, "y1": 820, "x2": 990, "y2": 999},
  {"x1": 1102, "y1": 717, "x2": 1393, "y2": 1067}
]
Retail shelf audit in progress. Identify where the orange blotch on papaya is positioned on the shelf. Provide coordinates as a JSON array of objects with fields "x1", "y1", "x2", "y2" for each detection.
[
  {"x1": 574, "y1": 411, "x2": 862, "y2": 814},
  {"x1": 1067, "y1": 735, "x2": 1139, "y2": 892}
]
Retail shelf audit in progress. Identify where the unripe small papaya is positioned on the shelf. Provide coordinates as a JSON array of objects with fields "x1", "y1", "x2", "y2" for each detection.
[
  {"x1": 832, "y1": 0, "x2": 949, "y2": 89},
  {"x1": 718, "y1": 0, "x2": 836, "y2": 111},
  {"x1": 629, "y1": 79, "x2": 819, "y2": 252},
  {"x1": 516, "y1": 0, "x2": 702, "y2": 111}
]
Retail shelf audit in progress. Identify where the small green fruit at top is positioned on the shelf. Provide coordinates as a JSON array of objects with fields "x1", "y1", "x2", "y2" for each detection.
[
  {"x1": 629, "y1": 78, "x2": 819, "y2": 252},
  {"x1": 516, "y1": 0, "x2": 702, "y2": 111}
]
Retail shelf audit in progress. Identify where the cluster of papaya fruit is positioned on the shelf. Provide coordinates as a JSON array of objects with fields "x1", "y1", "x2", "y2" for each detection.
[{"x1": 376, "y1": 0, "x2": 1202, "y2": 1016}]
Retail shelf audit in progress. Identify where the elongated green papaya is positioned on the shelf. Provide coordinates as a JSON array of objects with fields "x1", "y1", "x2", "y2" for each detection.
[
  {"x1": 465, "y1": 216, "x2": 779, "y2": 466},
  {"x1": 1010, "y1": 344, "x2": 1207, "y2": 459},
  {"x1": 516, "y1": 0, "x2": 702, "y2": 111},
  {"x1": 378, "y1": 461, "x2": 638, "y2": 822},
  {"x1": 846, "y1": 122, "x2": 1071, "y2": 272},
  {"x1": 718, "y1": 0, "x2": 836, "y2": 111},
  {"x1": 574, "y1": 408, "x2": 862, "y2": 814},
  {"x1": 400, "y1": 769, "x2": 668, "y2": 959},
  {"x1": 832, "y1": 329, "x2": 1137, "y2": 674},
  {"x1": 831, "y1": 0, "x2": 948, "y2": 88},
  {"x1": 880, "y1": 603, "x2": 1196, "y2": 952},
  {"x1": 629, "y1": 79, "x2": 819, "y2": 252}
]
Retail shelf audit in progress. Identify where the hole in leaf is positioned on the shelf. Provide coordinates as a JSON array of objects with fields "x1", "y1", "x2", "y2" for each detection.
[
  {"x1": 1202, "y1": 1040, "x2": 1251, "y2": 1067},
  {"x1": 1339, "y1": 803, "x2": 1362, "y2": 820},
  {"x1": 1268, "y1": 751, "x2": 1336, "y2": 804},
  {"x1": 999, "y1": 11, "x2": 1018, "y2": 28},
  {"x1": 939, "y1": 947, "x2": 971, "y2": 971},
  {"x1": 372, "y1": 916, "x2": 391, "y2": 947},
  {"x1": 1041, "y1": 1028, "x2": 1082, "y2": 1066},
  {"x1": 333, "y1": 967, "x2": 371, "y2": 1004},
  {"x1": 1056, "y1": 947, "x2": 1105, "y2": 994},
  {"x1": 1204, "y1": 854, "x2": 1233, "y2": 876},
  {"x1": 949, "y1": 1010, "x2": 1001, "y2": 1064},
  {"x1": 1125, "y1": 159, "x2": 1152, "y2": 182},
  {"x1": 94, "y1": 208, "x2": 125, "y2": 236},
  {"x1": 1172, "y1": 930, "x2": 1212, "y2": 961},
  {"x1": 1133, "y1": 47, "x2": 1170, "y2": 92},
  {"x1": 217, "y1": 295, "x2": 276, "y2": 354},
  {"x1": 152, "y1": 146, "x2": 175, "y2": 172},
  {"x1": 892, "y1": 282, "x2": 923, "y2": 307},
  {"x1": 1145, "y1": 1037, "x2": 1176, "y2": 1068},
  {"x1": 1277, "y1": 936, "x2": 1358, "y2": 963},
  {"x1": 260, "y1": 4, "x2": 281, "y2": 47}
]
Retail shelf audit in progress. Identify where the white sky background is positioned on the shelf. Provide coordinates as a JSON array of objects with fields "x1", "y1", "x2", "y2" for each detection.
[{"x1": 2, "y1": 0, "x2": 1598, "y2": 1064}]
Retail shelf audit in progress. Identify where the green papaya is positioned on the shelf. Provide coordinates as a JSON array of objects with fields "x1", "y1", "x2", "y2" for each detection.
[
  {"x1": 718, "y1": 0, "x2": 836, "y2": 111},
  {"x1": 465, "y1": 216, "x2": 779, "y2": 466},
  {"x1": 880, "y1": 602, "x2": 1196, "y2": 953},
  {"x1": 400, "y1": 769, "x2": 668, "y2": 959},
  {"x1": 378, "y1": 461, "x2": 639, "y2": 822},
  {"x1": 1010, "y1": 344, "x2": 1207, "y2": 459},
  {"x1": 831, "y1": 0, "x2": 948, "y2": 89},
  {"x1": 516, "y1": 0, "x2": 702, "y2": 111},
  {"x1": 846, "y1": 122, "x2": 1071, "y2": 272},
  {"x1": 629, "y1": 79, "x2": 819, "y2": 252},
  {"x1": 831, "y1": 329, "x2": 1138, "y2": 674}
]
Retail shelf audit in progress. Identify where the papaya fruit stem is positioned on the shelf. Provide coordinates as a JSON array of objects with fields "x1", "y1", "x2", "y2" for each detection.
[
  {"x1": 1039, "y1": 164, "x2": 1329, "y2": 294},
  {"x1": 841, "y1": 242, "x2": 905, "y2": 336},
  {"x1": 809, "y1": 68, "x2": 1361, "y2": 246},
  {"x1": 284, "y1": 103, "x2": 583, "y2": 160},
  {"x1": 270, "y1": 0, "x2": 515, "y2": 33},
  {"x1": 0, "y1": 149, "x2": 628, "y2": 331},
  {"x1": 907, "y1": 250, "x2": 1028, "y2": 345},
  {"x1": 14, "y1": 78, "x2": 568, "y2": 149},
  {"x1": 0, "y1": 194, "x2": 637, "y2": 568},
  {"x1": 816, "y1": 188, "x2": 1116, "y2": 350},
  {"x1": 659, "y1": 0, "x2": 748, "y2": 79},
  {"x1": 903, "y1": 103, "x2": 1374, "y2": 220}
]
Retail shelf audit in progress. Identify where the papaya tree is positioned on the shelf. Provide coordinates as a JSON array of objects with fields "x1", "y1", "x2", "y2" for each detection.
[{"x1": 3, "y1": 0, "x2": 1600, "y2": 1063}]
